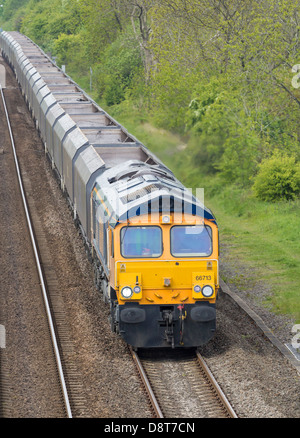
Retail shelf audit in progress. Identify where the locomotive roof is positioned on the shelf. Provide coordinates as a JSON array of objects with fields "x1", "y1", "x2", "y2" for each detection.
[{"x1": 93, "y1": 160, "x2": 217, "y2": 227}]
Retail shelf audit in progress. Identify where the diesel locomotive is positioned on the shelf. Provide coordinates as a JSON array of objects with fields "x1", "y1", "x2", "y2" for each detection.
[{"x1": 0, "y1": 31, "x2": 219, "y2": 349}]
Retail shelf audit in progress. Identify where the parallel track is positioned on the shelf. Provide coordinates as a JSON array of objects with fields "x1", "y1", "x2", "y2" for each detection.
[
  {"x1": 0, "y1": 84, "x2": 72, "y2": 418},
  {"x1": 130, "y1": 347, "x2": 164, "y2": 418},
  {"x1": 131, "y1": 347, "x2": 237, "y2": 418},
  {"x1": 195, "y1": 351, "x2": 237, "y2": 418}
]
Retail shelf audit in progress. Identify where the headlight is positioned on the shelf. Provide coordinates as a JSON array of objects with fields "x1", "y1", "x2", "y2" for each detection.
[
  {"x1": 202, "y1": 285, "x2": 214, "y2": 297},
  {"x1": 121, "y1": 286, "x2": 133, "y2": 299},
  {"x1": 193, "y1": 285, "x2": 201, "y2": 293},
  {"x1": 162, "y1": 215, "x2": 170, "y2": 224},
  {"x1": 133, "y1": 286, "x2": 141, "y2": 294}
]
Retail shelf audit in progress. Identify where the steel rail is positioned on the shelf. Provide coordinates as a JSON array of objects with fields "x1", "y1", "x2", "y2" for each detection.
[
  {"x1": 130, "y1": 347, "x2": 164, "y2": 418},
  {"x1": 0, "y1": 85, "x2": 73, "y2": 419},
  {"x1": 196, "y1": 351, "x2": 238, "y2": 418}
]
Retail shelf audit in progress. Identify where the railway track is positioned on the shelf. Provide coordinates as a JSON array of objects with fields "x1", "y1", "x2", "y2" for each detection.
[
  {"x1": 0, "y1": 83, "x2": 73, "y2": 417},
  {"x1": 131, "y1": 347, "x2": 237, "y2": 418}
]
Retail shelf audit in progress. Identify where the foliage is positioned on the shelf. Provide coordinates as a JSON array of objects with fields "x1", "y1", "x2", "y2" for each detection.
[
  {"x1": 1, "y1": 0, "x2": 29, "y2": 22},
  {"x1": 20, "y1": 0, "x2": 82, "y2": 51},
  {"x1": 1, "y1": 0, "x2": 299, "y2": 194},
  {"x1": 185, "y1": 78, "x2": 266, "y2": 183},
  {"x1": 94, "y1": 27, "x2": 143, "y2": 106},
  {"x1": 53, "y1": 31, "x2": 88, "y2": 75},
  {"x1": 253, "y1": 152, "x2": 300, "y2": 201}
]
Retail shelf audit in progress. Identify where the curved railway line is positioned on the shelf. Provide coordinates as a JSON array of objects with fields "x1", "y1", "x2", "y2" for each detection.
[
  {"x1": 0, "y1": 79, "x2": 73, "y2": 418},
  {"x1": 131, "y1": 347, "x2": 237, "y2": 418}
]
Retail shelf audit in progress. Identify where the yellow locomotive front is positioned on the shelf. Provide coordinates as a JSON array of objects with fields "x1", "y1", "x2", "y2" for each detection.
[{"x1": 112, "y1": 212, "x2": 219, "y2": 348}]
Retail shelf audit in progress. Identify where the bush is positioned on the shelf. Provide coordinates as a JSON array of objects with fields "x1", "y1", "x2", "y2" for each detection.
[
  {"x1": 53, "y1": 32, "x2": 88, "y2": 74},
  {"x1": 253, "y1": 152, "x2": 300, "y2": 202}
]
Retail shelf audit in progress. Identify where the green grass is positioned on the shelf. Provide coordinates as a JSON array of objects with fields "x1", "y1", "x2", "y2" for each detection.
[
  {"x1": 71, "y1": 77, "x2": 300, "y2": 324},
  {"x1": 209, "y1": 189, "x2": 300, "y2": 322}
]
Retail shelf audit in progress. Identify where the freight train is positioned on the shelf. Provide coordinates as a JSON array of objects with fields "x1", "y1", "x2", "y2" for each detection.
[{"x1": 0, "y1": 31, "x2": 219, "y2": 349}]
